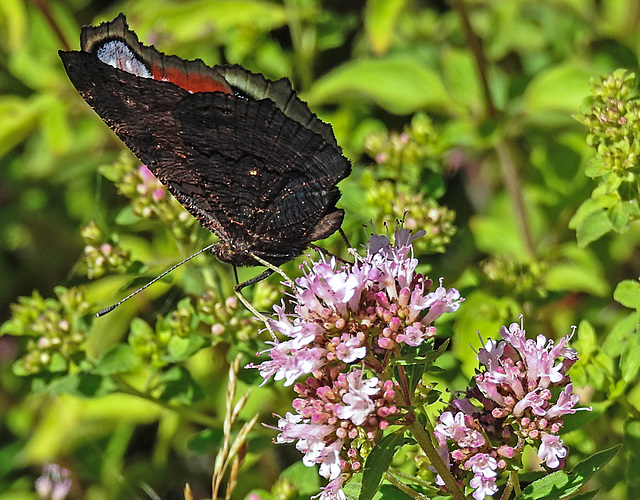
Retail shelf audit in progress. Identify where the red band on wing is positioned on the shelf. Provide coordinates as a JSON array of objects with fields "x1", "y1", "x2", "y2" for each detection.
[{"x1": 151, "y1": 64, "x2": 232, "y2": 94}]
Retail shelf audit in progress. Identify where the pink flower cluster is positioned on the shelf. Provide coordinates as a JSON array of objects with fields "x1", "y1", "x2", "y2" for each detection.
[
  {"x1": 250, "y1": 226, "x2": 462, "y2": 500},
  {"x1": 433, "y1": 319, "x2": 590, "y2": 500},
  {"x1": 137, "y1": 165, "x2": 166, "y2": 204}
]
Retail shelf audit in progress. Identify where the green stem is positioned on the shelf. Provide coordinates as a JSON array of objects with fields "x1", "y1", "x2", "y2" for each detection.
[
  {"x1": 511, "y1": 470, "x2": 521, "y2": 496},
  {"x1": 495, "y1": 140, "x2": 536, "y2": 256},
  {"x1": 32, "y1": 0, "x2": 71, "y2": 51},
  {"x1": 500, "y1": 470, "x2": 520, "y2": 500},
  {"x1": 385, "y1": 471, "x2": 429, "y2": 500},
  {"x1": 450, "y1": 0, "x2": 497, "y2": 118},
  {"x1": 283, "y1": 0, "x2": 316, "y2": 90},
  {"x1": 388, "y1": 467, "x2": 438, "y2": 491},
  {"x1": 451, "y1": 0, "x2": 535, "y2": 256},
  {"x1": 408, "y1": 421, "x2": 468, "y2": 500}
]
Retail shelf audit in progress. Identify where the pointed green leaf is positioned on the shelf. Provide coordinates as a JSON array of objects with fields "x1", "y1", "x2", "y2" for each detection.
[
  {"x1": 569, "y1": 200, "x2": 613, "y2": 247},
  {"x1": 359, "y1": 431, "x2": 405, "y2": 500},
  {"x1": 515, "y1": 445, "x2": 620, "y2": 499}
]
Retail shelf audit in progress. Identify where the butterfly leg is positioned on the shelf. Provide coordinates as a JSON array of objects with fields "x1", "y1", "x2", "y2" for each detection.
[
  {"x1": 247, "y1": 252, "x2": 294, "y2": 288},
  {"x1": 233, "y1": 268, "x2": 276, "y2": 338},
  {"x1": 308, "y1": 243, "x2": 352, "y2": 265},
  {"x1": 339, "y1": 227, "x2": 351, "y2": 248}
]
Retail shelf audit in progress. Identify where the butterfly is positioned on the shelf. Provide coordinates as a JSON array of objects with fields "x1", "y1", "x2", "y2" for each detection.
[{"x1": 59, "y1": 14, "x2": 351, "y2": 294}]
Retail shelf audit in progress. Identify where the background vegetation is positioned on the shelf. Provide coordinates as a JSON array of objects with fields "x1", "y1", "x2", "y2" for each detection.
[{"x1": 1, "y1": 0, "x2": 639, "y2": 498}]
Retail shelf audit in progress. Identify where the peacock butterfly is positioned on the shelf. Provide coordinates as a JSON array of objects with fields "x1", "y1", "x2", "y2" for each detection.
[{"x1": 59, "y1": 14, "x2": 350, "y2": 287}]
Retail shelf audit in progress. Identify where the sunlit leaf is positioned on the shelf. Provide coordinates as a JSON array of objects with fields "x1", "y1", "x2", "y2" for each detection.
[{"x1": 305, "y1": 57, "x2": 451, "y2": 115}]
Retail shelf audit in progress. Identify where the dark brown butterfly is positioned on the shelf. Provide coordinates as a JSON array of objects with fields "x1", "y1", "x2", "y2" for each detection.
[{"x1": 59, "y1": 14, "x2": 350, "y2": 295}]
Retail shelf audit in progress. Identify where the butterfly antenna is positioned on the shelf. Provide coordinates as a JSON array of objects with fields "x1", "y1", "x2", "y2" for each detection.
[{"x1": 96, "y1": 243, "x2": 216, "y2": 317}]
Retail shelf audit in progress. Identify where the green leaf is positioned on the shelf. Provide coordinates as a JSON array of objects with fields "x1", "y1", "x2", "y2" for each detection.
[
  {"x1": 441, "y1": 48, "x2": 483, "y2": 113},
  {"x1": 515, "y1": 470, "x2": 571, "y2": 500},
  {"x1": 544, "y1": 245, "x2": 608, "y2": 297},
  {"x1": 343, "y1": 475, "x2": 363, "y2": 500},
  {"x1": 617, "y1": 313, "x2": 640, "y2": 383},
  {"x1": 40, "y1": 373, "x2": 117, "y2": 398},
  {"x1": 576, "y1": 320, "x2": 597, "y2": 358},
  {"x1": 0, "y1": 317, "x2": 22, "y2": 336},
  {"x1": 304, "y1": 57, "x2": 451, "y2": 115},
  {"x1": 516, "y1": 445, "x2": 620, "y2": 499},
  {"x1": 149, "y1": 1, "x2": 287, "y2": 37},
  {"x1": 544, "y1": 262, "x2": 608, "y2": 296},
  {"x1": 280, "y1": 461, "x2": 321, "y2": 496},
  {"x1": 0, "y1": 0, "x2": 28, "y2": 52},
  {"x1": 359, "y1": 431, "x2": 405, "y2": 500},
  {"x1": 115, "y1": 205, "x2": 142, "y2": 225},
  {"x1": 376, "y1": 484, "x2": 413, "y2": 500},
  {"x1": 603, "y1": 312, "x2": 639, "y2": 358},
  {"x1": 565, "y1": 491, "x2": 598, "y2": 500},
  {"x1": 162, "y1": 334, "x2": 208, "y2": 363},
  {"x1": 569, "y1": 199, "x2": 613, "y2": 247},
  {"x1": 187, "y1": 428, "x2": 224, "y2": 454},
  {"x1": 524, "y1": 63, "x2": 592, "y2": 115},
  {"x1": 568, "y1": 445, "x2": 621, "y2": 492},
  {"x1": 48, "y1": 352, "x2": 68, "y2": 373},
  {"x1": 0, "y1": 95, "x2": 42, "y2": 157},
  {"x1": 614, "y1": 279, "x2": 640, "y2": 311},
  {"x1": 94, "y1": 344, "x2": 141, "y2": 376},
  {"x1": 158, "y1": 365, "x2": 203, "y2": 404},
  {"x1": 625, "y1": 421, "x2": 640, "y2": 486}
]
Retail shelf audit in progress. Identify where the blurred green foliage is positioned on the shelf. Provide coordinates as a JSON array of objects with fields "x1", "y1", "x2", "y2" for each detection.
[{"x1": 1, "y1": 0, "x2": 639, "y2": 499}]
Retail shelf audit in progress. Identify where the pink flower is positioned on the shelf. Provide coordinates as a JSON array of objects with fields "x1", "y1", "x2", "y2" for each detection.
[
  {"x1": 138, "y1": 165, "x2": 155, "y2": 181},
  {"x1": 252, "y1": 224, "x2": 462, "y2": 500},
  {"x1": 422, "y1": 283, "x2": 463, "y2": 323},
  {"x1": 319, "y1": 440, "x2": 344, "y2": 480},
  {"x1": 538, "y1": 433, "x2": 567, "y2": 469},
  {"x1": 335, "y1": 336, "x2": 366, "y2": 363},
  {"x1": 435, "y1": 411, "x2": 465, "y2": 438},
  {"x1": 465, "y1": 453, "x2": 498, "y2": 478},
  {"x1": 513, "y1": 390, "x2": 547, "y2": 417},
  {"x1": 315, "y1": 477, "x2": 346, "y2": 500},
  {"x1": 545, "y1": 384, "x2": 583, "y2": 419},
  {"x1": 396, "y1": 323, "x2": 427, "y2": 346},
  {"x1": 469, "y1": 473, "x2": 498, "y2": 500},
  {"x1": 35, "y1": 464, "x2": 71, "y2": 500},
  {"x1": 335, "y1": 371, "x2": 380, "y2": 425},
  {"x1": 253, "y1": 340, "x2": 326, "y2": 386},
  {"x1": 433, "y1": 317, "x2": 589, "y2": 497}
]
